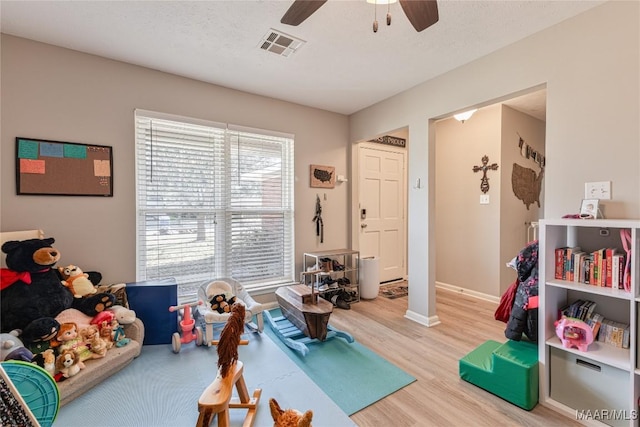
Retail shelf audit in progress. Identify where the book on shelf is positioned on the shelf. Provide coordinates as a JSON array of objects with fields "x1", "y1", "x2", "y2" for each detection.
[
  {"x1": 555, "y1": 247, "x2": 567, "y2": 280},
  {"x1": 553, "y1": 245, "x2": 630, "y2": 292},
  {"x1": 585, "y1": 312, "x2": 604, "y2": 340},
  {"x1": 560, "y1": 299, "x2": 597, "y2": 321},
  {"x1": 623, "y1": 325, "x2": 630, "y2": 348},
  {"x1": 604, "y1": 248, "x2": 617, "y2": 287},
  {"x1": 569, "y1": 299, "x2": 583, "y2": 318},
  {"x1": 572, "y1": 251, "x2": 586, "y2": 283},
  {"x1": 596, "y1": 317, "x2": 630, "y2": 348},
  {"x1": 554, "y1": 246, "x2": 583, "y2": 281},
  {"x1": 592, "y1": 248, "x2": 604, "y2": 287},
  {"x1": 584, "y1": 300, "x2": 597, "y2": 321},
  {"x1": 583, "y1": 255, "x2": 592, "y2": 285},
  {"x1": 611, "y1": 253, "x2": 625, "y2": 290}
]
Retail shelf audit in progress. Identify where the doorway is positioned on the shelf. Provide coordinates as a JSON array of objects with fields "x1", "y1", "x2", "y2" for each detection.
[
  {"x1": 434, "y1": 89, "x2": 546, "y2": 301},
  {"x1": 353, "y1": 139, "x2": 407, "y2": 284}
]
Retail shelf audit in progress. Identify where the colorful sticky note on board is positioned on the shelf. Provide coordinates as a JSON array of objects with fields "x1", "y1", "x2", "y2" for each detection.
[
  {"x1": 63, "y1": 144, "x2": 87, "y2": 159},
  {"x1": 94, "y1": 160, "x2": 111, "y2": 177},
  {"x1": 17, "y1": 139, "x2": 39, "y2": 159},
  {"x1": 20, "y1": 158, "x2": 45, "y2": 174},
  {"x1": 40, "y1": 142, "x2": 64, "y2": 157}
]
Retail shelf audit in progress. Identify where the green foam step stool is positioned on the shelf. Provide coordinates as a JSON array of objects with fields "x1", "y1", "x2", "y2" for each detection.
[{"x1": 459, "y1": 339, "x2": 539, "y2": 410}]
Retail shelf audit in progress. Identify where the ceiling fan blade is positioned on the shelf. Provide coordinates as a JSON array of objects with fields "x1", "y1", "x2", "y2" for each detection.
[
  {"x1": 281, "y1": 0, "x2": 328, "y2": 26},
  {"x1": 399, "y1": 0, "x2": 439, "y2": 32}
]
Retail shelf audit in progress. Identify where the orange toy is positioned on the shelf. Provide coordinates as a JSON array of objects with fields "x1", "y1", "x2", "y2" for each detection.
[{"x1": 269, "y1": 398, "x2": 313, "y2": 427}]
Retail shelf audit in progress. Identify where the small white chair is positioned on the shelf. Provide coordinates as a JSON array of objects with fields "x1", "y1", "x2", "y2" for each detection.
[{"x1": 197, "y1": 278, "x2": 264, "y2": 346}]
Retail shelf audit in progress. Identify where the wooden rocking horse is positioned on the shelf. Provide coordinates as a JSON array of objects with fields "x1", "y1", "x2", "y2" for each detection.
[{"x1": 196, "y1": 303, "x2": 262, "y2": 427}]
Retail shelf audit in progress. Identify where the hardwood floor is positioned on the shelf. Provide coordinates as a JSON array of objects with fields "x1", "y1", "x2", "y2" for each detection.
[{"x1": 328, "y1": 287, "x2": 579, "y2": 427}]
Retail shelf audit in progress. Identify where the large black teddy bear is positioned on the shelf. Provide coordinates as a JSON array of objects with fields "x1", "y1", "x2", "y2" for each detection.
[{"x1": 0, "y1": 237, "x2": 115, "y2": 345}]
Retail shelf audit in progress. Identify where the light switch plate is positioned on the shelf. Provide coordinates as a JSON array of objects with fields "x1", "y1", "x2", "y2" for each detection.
[
  {"x1": 585, "y1": 181, "x2": 612, "y2": 200},
  {"x1": 480, "y1": 194, "x2": 490, "y2": 204}
]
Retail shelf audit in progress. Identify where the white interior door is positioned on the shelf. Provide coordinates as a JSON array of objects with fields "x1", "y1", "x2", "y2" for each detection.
[{"x1": 358, "y1": 144, "x2": 406, "y2": 283}]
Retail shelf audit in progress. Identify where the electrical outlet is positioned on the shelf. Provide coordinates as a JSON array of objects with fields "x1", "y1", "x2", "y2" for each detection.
[{"x1": 585, "y1": 181, "x2": 612, "y2": 200}]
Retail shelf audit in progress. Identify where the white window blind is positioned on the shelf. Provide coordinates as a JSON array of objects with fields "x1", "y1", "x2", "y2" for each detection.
[{"x1": 135, "y1": 110, "x2": 294, "y2": 301}]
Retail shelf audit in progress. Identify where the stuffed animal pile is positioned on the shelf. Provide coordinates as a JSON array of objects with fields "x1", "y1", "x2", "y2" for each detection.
[{"x1": 0, "y1": 236, "x2": 136, "y2": 380}]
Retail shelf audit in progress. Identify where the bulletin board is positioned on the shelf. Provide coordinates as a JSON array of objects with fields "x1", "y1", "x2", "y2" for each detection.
[{"x1": 16, "y1": 137, "x2": 113, "y2": 196}]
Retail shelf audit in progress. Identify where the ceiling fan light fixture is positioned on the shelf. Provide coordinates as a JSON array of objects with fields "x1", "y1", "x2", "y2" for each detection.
[
  {"x1": 281, "y1": 0, "x2": 438, "y2": 32},
  {"x1": 454, "y1": 109, "x2": 478, "y2": 123}
]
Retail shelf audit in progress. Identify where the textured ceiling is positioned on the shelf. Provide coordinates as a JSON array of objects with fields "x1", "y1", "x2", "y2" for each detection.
[{"x1": 0, "y1": 1, "x2": 604, "y2": 115}]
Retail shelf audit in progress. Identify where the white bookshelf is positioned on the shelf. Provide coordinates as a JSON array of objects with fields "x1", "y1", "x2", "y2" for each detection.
[{"x1": 539, "y1": 219, "x2": 640, "y2": 427}]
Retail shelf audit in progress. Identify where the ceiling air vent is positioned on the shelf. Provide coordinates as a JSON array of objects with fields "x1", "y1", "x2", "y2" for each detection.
[{"x1": 259, "y1": 29, "x2": 305, "y2": 57}]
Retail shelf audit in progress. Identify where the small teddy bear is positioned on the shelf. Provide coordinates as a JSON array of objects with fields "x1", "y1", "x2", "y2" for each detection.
[
  {"x1": 209, "y1": 293, "x2": 238, "y2": 314},
  {"x1": 81, "y1": 325, "x2": 108, "y2": 358},
  {"x1": 210, "y1": 294, "x2": 229, "y2": 314},
  {"x1": 56, "y1": 349, "x2": 85, "y2": 378},
  {"x1": 59, "y1": 265, "x2": 97, "y2": 298},
  {"x1": 99, "y1": 320, "x2": 115, "y2": 350}
]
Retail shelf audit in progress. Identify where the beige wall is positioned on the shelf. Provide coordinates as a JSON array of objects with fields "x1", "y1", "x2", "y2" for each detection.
[
  {"x1": 0, "y1": 35, "x2": 350, "y2": 285},
  {"x1": 435, "y1": 104, "x2": 545, "y2": 300},
  {"x1": 350, "y1": 1, "x2": 639, "y2": 323},
  {"x1": 435, "y1": 104, "x2": 502, "y2": 298},
  {"x1": 499, "y1": 105, "x2": 545, "y2": 295}
]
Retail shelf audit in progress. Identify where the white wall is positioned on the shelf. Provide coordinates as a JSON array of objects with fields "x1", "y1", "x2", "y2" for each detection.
[
  {"x1": 349, "y1": 1, "x2": 639, "y2": 323},
  {"x1": 0, "y1": 35, "x2": 350, "y2": 285}
]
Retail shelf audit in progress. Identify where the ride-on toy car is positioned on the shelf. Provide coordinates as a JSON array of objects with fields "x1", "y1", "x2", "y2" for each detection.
[{"x1": 169, "y1": 301, "x2": 204, "y2": 353}]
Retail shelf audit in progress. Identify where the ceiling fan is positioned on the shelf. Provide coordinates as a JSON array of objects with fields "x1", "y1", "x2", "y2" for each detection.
[{"x1": 281, "y1": 0, "x2": 439, "y2": 33}]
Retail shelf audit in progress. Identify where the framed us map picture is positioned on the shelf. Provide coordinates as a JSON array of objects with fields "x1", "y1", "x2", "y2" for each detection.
[{"x1": 310, "y1": 164, "x2": 335, "y2": 189}]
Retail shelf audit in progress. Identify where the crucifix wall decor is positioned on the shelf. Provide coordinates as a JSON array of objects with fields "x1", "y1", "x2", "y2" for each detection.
[{"x1": 472, "y1": 155, "x2": 499, "y2": 194}]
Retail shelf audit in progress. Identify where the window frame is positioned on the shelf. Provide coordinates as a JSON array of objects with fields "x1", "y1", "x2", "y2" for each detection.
[{"x1": 134, "y1": 109, "x2": 295, "y2": 300}]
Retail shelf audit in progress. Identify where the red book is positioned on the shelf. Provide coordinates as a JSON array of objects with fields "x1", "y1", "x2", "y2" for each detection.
[
  {"x1": 605, "y1": 248, "x2": 616, "y2": 287},
  {"x1": 597, "y1": 248, "x2": 606, "y2": 287},
  {"x1": 555, "y1": 247, "x2": 566, "y2": 280}
]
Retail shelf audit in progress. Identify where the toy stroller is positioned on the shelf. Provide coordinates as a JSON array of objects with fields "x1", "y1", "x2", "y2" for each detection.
[{"x1": 168, "y1": 301, "x2": 204, "y2": 353}]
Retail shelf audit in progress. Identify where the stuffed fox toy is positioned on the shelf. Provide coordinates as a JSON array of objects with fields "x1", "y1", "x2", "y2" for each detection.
[{"x1": 269, "y1": 398, "x2": 312, "y2": 427}]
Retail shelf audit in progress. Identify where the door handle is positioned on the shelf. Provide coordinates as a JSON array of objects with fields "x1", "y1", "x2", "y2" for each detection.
[{"x1": 361, "y1": 223, "x2": 367, "y2": 228}]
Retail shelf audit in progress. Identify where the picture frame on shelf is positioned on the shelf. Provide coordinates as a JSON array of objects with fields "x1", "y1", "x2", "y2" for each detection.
[{"x1": 579, "y1": 199, "x2": 599, "y2": 219}]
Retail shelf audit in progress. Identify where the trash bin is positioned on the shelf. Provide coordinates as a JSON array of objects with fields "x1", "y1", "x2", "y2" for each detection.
[{"x1": 359, "y1": 256, "x2": 380, "y2": 300}]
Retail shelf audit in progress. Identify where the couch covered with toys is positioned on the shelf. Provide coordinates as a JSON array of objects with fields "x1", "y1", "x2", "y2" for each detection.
[{"x1": 0, "y1": 230, "x2": 145, "y2": 406}]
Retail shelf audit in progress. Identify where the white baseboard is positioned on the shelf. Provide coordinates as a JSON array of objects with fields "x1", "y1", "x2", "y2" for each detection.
[
  {"x1": 435, "y1": 281, "x2": 500, "y2": 304},
  {"x1": 404, "y1": 310, "x2": 441, "y2": 327}
]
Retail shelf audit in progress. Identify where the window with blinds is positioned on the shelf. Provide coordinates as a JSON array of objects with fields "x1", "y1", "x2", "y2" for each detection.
[{"x1": 135, "y1": 110, "x2": 295, "y2": 301}]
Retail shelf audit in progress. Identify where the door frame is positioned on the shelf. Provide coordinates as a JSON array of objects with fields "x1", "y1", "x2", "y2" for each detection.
[{"x1": 351, "y1": 140, "x2": 408, "y2": 282}]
